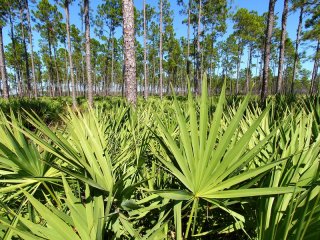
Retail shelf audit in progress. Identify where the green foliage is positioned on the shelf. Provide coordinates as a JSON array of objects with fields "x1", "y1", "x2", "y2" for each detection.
[
  {"x1": 0, "y1": 97, "x2": 65, "y2": 123},
  {"x1": 0, "y1": 78, "x2": 320, "y2": 239}
]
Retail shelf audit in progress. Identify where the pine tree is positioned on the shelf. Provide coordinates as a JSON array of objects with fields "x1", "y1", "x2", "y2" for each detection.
[
  {"x1": 84, "y1": 0, "x2": 93, "y2": 107},
  {"x1": 0, "y1": 0, "x2": 9, "y2": 99},
  {"x1": 261, "y1": 0, "x2": 277, "y2": 104},
  {"x1": 276, "y1": 0, "x2": 289, "y2": 94}
]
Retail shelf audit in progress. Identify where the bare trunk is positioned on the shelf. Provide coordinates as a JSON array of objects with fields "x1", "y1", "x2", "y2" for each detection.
[
  {"x1": 143, "y1": 0, "x2": 148, "y2": 99},
  {"x1": 111, "y1": 35, "x2": 114, "y2": 92},
  {"x1": 53, "y1": 46, "x2": 62, "y2": 96},
  {"x1": 187, "y1": 0, "x2": 191, "y2": 78},
  {"x1": 9, "y1": 9, "x2": 22, "y2": 97},
  {"x1": 25, "y1": 0, "x2": 37, "y2": 98},
  {"x1": 159, "y1": 0, "x2": 163, "y2": 99},
  {"x1": 291, "y1": 4, "x2": 304, "y2": 94},
  {"x1": 194, "y1": 0, "x2": 202, "y2": 95},
  {"x1": 64, "y1": 45, "x2": 68, "y2": 96},
  {"x1": 47, "y1": 28, "x2": 54, "y2": 97},
  {"x1": 84, "y1": 0, "x2": 93, "y2": 107},
  {"x1": 310, "y1": 40, "x2": 320, "y2": 95},
  {"x1": 276, "y1": 0, "x2": 289, "y2": 94},
  {"x1": 153, "y1": 55, "x2": 156, "y2": 94},
  {"x1": 236, "y1": 43, "x2": 242, "y2": 95},
  {"x1": 261, "y1": 0, "x2": 276, "y2": 104},
  {"x1": 246, "y1": 45, "x2": 253, "y2": 93},
  {"x1": 0, "y1": 26, "x2": 9, "y2": 99},
  {"x1": 123, "y1": 0, "x2": 137, "y2": 105},
  {"x1": 104, "y1": 32, "x2": 112, "y2": 96},
  {"x1": 65, "y1": 0, "x2": 77, "y2": 108},
  {"x1": 19, "y1": 6, "x2": 31, "y2": 98}
]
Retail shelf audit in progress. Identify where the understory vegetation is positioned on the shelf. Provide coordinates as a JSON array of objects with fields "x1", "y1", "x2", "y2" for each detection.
[{"x1": 0, "y1": 79, "x2": 319, "y2": 239}]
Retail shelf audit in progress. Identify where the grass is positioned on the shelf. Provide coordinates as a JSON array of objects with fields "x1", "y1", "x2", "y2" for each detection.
[{"x1": 0, "y1": 79, "x2": 319, "y2": 239}]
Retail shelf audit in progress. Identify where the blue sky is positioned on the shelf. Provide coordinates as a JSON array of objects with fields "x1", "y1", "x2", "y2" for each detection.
[{"x1": 2, "y1": 0, "x2": 316, "y2": 73}]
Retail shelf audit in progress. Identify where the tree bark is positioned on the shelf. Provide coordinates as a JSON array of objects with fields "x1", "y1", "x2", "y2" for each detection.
[
  {"x1": 261, "y1": 0, "x2": 276, "y2": 104},
  {"x1": 123, "y1": 0, "x2": 137, "y2": 105},
  {"x1": 159, "y1": 0, "x2": 163, "y2": 99},
  {"x1": 143, "y1": 0, "x2": 148, "y2": 99},
  {"x1": 84, "y1": 0, "x2": 93, "y2": 107},
  {"x1": 25, "y1": 0, "x2": 37, "y2": 98},
  {"x1": 0, "y1": 26, "x2": 9, "y2": 100},
  {"x1": 276, "y1": 0, "x2": 289, "y2": 94},
  {"x1": 291, "y1": 4, "x2": 304, "y2": 94},
  {"x1": 65, "y1": 0, "x2": 77, "y2": 108}
]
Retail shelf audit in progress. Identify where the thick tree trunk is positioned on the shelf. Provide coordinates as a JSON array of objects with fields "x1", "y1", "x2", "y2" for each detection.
[
  {"x1": 261, "y1": 0, "x2": 276, "y2": 104},
  {"x1": 65, "y1": 0, "x2": 77, "y2": 108},
  {"x1": 25, "y1": 0, "x2": 37, "y2": 98},
  {"x1": 310, "y1": 40, "x2": 320, "y2": 95},
  {"x1": 159, "y1": 0, "x2": 163, "y2": 99},
  {"x1": 276, "y1": 0, "x2": 289, "y2": 94},
  {"x1": 84, "y1": 0, "x2": 93, "y2": 107},
  {"x1": 143, "y1": 0, "x2": 148, "y2": 99},
  {"x1": 0, "y1": 26, "x2": 9, "y2": 100},
  {"x1": 123, "y1": 0, "x2": 137, "y2": 105},
  {"x1": 19, "y1": 6, "x2": 31, "y2": 98},
  {"x1": 291, "y1": 4, "x2": 304, "y2": 94}
]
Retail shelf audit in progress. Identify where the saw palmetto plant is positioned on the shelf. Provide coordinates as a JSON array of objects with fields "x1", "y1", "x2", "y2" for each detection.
[{"x1": 0, "y1": 78, "x2": 319, "y2": 239}]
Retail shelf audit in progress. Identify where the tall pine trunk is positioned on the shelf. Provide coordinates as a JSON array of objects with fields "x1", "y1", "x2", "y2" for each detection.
[
  {"x1": 103, "y1": 31, "x2": 112, "y2": 96},
  {"x1": 291, "y1": 4, "x2": 304, "y2": 94},
  {"x1": 194, "y1": 0, "x2": 202, "y2": 95},
  {"x1": 236, "y1": 42, "x2": 242, "y2": 95},
  {"x1": 25, "y1": 0, "x2": 37, "y2": 98},
  {"x1": 123, "y1": 0, "x2": 137, "y2": 105},
  {"x1": 261, "y1": 0, "x2": 276, "y2": 104},
  {"x1": 143, "y1": 0, "x2": 148, "y2": 99},
  {"x1": 246, "y1": 45, "x2": 253, "y2": 93},
  {"x1": 84, "y1": 0, "x2": 93, "y2": 107},
  {"x1": 276, "y1": 0, "x2": 289, "y2": 94},
  {"x1": 65, "y1": 0, "x2": 77, "y2": 108},
  {"x1": 187, "y1": 0, "x2": 191, "y2": 80},
  {"x1": 8, "y1": 8, "x2": 22, "y2": 97},
  {"x1": 0, "y1": 26, "x2": 9, "y2": 100},
  {"x1": 111, "y1": 35, "x2": 114, "y2": 93},
  {"x1": 47, "y1": 28, "x2": 54, "y2": 97},
  {"x1": 53, "y1": 45, "x2": 62, "y2": 96},
  {"x1": 159, "y1": 0, "x2": 163, "y2": 99},
  {"x1": 310, "y1": 40, "x2": 320, "y2": 95},
  {"x1": 19, "y1": 6, "x2": 31, "y2": 98}
]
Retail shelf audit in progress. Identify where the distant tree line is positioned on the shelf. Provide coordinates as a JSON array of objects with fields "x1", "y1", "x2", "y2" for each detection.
[{"x1": 0, "y1": 0, "x2": 319, "y2": 106}]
